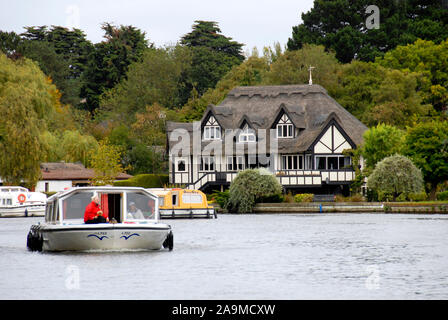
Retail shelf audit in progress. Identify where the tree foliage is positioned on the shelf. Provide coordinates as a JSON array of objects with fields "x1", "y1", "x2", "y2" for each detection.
[
  {"x1": 287, "y1": 0, "x2": 448, "y2": 63},
  {"x1": 404, "y1": 120, "x2": 448, "y2": 199},
  {"x1": 81, "y1": 23, "x2": 149, "y2": 111},
  {"x1": 98, "y1": 45, "x2": 191, "y2": 122},
  {"x1": 88, "y1": 139, "x2": 126, "y2": 186},
  {"x1": 361, "y1": 123, "x2": 405, "y2": 170},
  {"x1": 180, "y1": 21, "x2": 245, "y2": 97},
  {"x1": 0, "y1": 54, "x2": 60, "y2": 187},
  {"x1": 376, "y1": 38, "x2": 448, "y2": 111},
  {"x1": 367, "y1": 155, "x2": 424, "y2": 201}
]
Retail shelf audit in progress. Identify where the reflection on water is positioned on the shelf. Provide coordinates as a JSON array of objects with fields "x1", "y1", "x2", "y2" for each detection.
[{"x1": 1, "y1": 214, "x2": 448, "y2": 299}]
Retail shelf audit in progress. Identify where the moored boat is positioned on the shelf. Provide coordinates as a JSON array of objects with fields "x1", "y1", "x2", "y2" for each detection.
[
  {"x1": 0, "y1": 186, "x2": 47, "y2": 217},
  {"x1": 26, "y1": 186, "x2": 173, "y2": 252},
  {"x1": 148, "y1": 188, "x2": 216, "y2": 219}
]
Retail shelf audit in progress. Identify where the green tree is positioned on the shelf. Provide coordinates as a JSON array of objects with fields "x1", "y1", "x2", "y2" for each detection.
[
  {"x1": 404, "y1": 120, "x2": 448, "y2": 199},
  {"x1": 262, "y1": 44, "x2": 341, "y2": 92},
  {"x1": 98, "y1": 45, "x2": 192, "y2": 122},
  {"x1": 180, "y1": 20, "x2": 245, "y2": 97},
  {"x1": 361, "y1": 123, "x2": 405, "y2": 170},
  {"x1": 88, "y1": 139, "x2": 126, "y2": 185},
  {"x1": 81, "y1": 23, "x2": 149, "y2": 112},
  {"x1": 227, "y1": 168, "x2": 282, "y2": 213},
  {"x1": 180, "y1": 56, "x2": 269, "y2": 121},
  {"x1": 287, "y1": 0, "x2": 448, "y2": 63},
  {"x1": 332, "y1": 60, "x2": 433, "y2": 127},
  {"x1": 376, "y1": 38, "x2": 448, "y2": 111},
  {"x1": 367, "y1": 154, "x2": 424, "y2": 201},
  {"x1": 0, "y1": 54, "x2": 60, "y2": 187}
]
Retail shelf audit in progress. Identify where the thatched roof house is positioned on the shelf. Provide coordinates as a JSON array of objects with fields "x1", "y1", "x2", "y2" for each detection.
[{"x1": 167, "y1": 84, "x2": 368, "y2": 194}]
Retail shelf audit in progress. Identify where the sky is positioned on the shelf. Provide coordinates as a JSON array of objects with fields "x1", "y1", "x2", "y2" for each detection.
[{"x1": 0, "y1": 0, "x2": 314, "y2": 53}]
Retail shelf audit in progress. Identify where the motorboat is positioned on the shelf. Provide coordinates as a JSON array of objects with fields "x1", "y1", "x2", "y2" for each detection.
[
  {"x1": 27, "y1": 186, "x2": 173, "y2": 252},
  {"x1": 148, "y1": 188, "x2": 216, "y2": 219},
  {"x1": 0, "y1": 186, "x2": 47, "y2": 217}
]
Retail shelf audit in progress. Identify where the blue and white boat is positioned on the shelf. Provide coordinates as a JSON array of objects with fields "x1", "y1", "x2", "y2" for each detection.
[{"x1": 27, "y1": 186, "x2": 173, "y2": 252}]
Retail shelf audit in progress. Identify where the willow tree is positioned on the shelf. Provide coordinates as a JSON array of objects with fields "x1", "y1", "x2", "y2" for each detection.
[{"x1": 0, "y1": 54, "x2": 59, "y2": 188}]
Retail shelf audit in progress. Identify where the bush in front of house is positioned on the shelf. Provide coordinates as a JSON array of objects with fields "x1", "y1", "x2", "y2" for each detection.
[
  {"x1": 210, "y1": 190, "x2": 230, "y2": 209},
  {"x1": 113, "y1": 174, "x2": 169, "y2": 188},
  {"x1": 367, "y1": 155, "x2": 424, "y2": 201},
  {"x1": 408, "y1": 192, "x2": 428, "y2": 202},
  {"x1": 436, "y1": 191, "x2": 448, "y2": 201},
  {"x1": 294, "y1": 193, "x2": 314, "y2": 203},
  {"x1": 227, "y1": 168, "x2": 282, "y2": 213}
]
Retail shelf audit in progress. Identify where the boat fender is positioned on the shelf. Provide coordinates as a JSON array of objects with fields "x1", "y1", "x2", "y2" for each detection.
[{"x1": 163, "y1": 231, "x2": 174, "y2": 251}]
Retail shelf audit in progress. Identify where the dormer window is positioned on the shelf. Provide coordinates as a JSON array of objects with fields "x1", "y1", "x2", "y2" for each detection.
[
  {"x1": 239, "y1": 124, "x2": 256, "y2": 143},
  {"x1": 203, "y1": 116, "x2": 221, "y2": 140},
  {"x1": 276, "y1": 114, "x2": 294, "y2": 138}
]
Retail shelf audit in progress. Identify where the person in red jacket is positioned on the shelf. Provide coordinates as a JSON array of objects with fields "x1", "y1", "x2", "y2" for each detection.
[{"x1": 84, "y1": 194, "x2": 108, "y2": 224}]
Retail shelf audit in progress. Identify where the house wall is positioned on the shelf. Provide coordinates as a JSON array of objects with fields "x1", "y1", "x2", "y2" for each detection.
[{"x1": 35, "y1": 180, "x2": 72, "y2": 193}]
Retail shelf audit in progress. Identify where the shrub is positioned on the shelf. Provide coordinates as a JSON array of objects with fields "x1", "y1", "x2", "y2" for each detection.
[
  {"x1": 367, "y1": 155, "x2": 424, "y2": 201},
  {"x1": 227, "y1": 168, "x2": 282, "y2": 213},
  {"x1": 408, "y1": 192, "x2": 428, "y2": 202},
  {"x1": 335, "y1": 194, "x2": 365, "y2": 202},
  {"x1": 436, "y1": 191, "x2": 448, "y2": 201},
  {"x1": 294, "y1": 193, "x2": 314, "y2": 203},
  {"x1": 113, "y1": 174, "x2": 169, "y2": 188},
  {"x1": 210, "y1": 190, "x2": 230, "y2": 209}
]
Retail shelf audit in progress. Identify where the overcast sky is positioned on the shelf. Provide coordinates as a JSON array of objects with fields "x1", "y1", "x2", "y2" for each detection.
[{"x1": 0, "y1": 0, "x2": 314, "y2": 53}]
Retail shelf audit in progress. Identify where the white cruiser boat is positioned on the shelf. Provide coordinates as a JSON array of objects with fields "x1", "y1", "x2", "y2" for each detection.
[
  {"x1": 27, "y1": 187, "x2": 173, "y2": 252},
  {"x1": 0, "y1": 186, "x2": 47, "y2": 217}
]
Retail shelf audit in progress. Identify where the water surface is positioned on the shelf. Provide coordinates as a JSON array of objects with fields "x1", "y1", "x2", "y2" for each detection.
[{"x1": 1, "y1": 214, "x2": 447, "y2": 299}]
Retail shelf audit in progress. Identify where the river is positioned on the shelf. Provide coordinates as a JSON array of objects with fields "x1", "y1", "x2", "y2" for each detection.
[{"x1": 1, "y1": 213, "x2": 447, "y2": 300}]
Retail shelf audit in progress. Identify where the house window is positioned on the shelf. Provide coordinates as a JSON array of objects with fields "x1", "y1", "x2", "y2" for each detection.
[
  {"x1": 305, "y1": 154, "x2": 312, "y2": 170},
  {"x1": 276, "y1": 114, "x2": 294, "y2": 138},
  {"x1": 315, "y1": 156, "x2": 352, "y2": 170},
  {"x1": 281, "y1": 155, "x2": 303, "y2": 170},
  {"x1": 316, "y1": 156, "x2": 327, "y2": 170},
  {"x1": 203, "y1": 116, "x2": 221, "y2": 140},
  {"x1": 45, "y1": 182, "x2": 49, "y2": 192},
  {"x1": 199, "y1": 156, "x2": 215, "y2": 171},
  {"x1": 239, "y1": 124, "x2": 256, "y2": 142},
  {"x1": 227, "y1": 156, "x2": 244, "y2": 171},
  {"x1": 177, "y1": 159, "x2": 186, "y2": 172}
]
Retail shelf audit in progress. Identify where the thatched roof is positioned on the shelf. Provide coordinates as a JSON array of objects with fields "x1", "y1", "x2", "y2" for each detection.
[{"x1": 167, "y1": 84, "x2": 368, "y2": 154}]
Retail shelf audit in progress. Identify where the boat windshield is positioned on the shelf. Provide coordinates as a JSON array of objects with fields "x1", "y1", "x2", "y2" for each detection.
[
  {"x1": 62, "y1": 191, "x2": 94, "y2": 220},
  {"x1": 126, "y1": 191, "x2": 156, "y2": 221}
]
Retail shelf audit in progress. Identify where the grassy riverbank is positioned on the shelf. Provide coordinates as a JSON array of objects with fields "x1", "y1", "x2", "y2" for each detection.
[{"x1": 219, "y1": 201, "x2": 448, "y2": 214}]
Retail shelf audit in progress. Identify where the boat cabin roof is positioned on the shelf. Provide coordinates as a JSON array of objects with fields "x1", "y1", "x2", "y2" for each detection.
[{"x1": 0, "y1": 186, "x2": 29, "y2": 193}]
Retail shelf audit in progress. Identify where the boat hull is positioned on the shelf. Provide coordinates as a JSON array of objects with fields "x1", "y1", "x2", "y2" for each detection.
[
  {"x1": 0, "y1": 205, "x2": 45, "y2": 217},
  {"x1": 28, "y1": 223, "x2": 172, "y2": 252},
  {"x1": 159, "y1": 208, "x2": 217, "y2": 219}
]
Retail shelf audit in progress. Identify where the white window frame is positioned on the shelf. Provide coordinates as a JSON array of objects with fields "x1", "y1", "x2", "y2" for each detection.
[
  {"x1": 281, "y1": 155, "x2": 303, "y2": 170},
  {"x1": 203, "y1": 116, "x2": 221, "y2": 140},
  {"x1": 199, "y1": 156, "x2": 215, "y2": 172},
  {"x1": 176, "y1": 159, "x2": 187, "y2": 172},
  {"x1": 227, "y1": 156, "x2": 244, "y2": 171},
  {"x1": 238, "y1": 124, "x2": 256, "y2": 143},
  {"x1": 276, "y1": 114, "x2": 294, "y2": 138}
]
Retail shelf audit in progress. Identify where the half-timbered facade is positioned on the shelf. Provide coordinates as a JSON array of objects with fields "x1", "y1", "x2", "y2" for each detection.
[{"x1": 166, "y1": 84, "x2": 367, "y2": 195}]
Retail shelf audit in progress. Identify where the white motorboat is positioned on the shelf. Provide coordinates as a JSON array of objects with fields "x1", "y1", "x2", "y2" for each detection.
[
  {"x1": 27, "y1": 186, "x2": 173, "y2": 252},
  {"x1": 0, "y1": 186, "x2": 47, "y2": 217}
]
